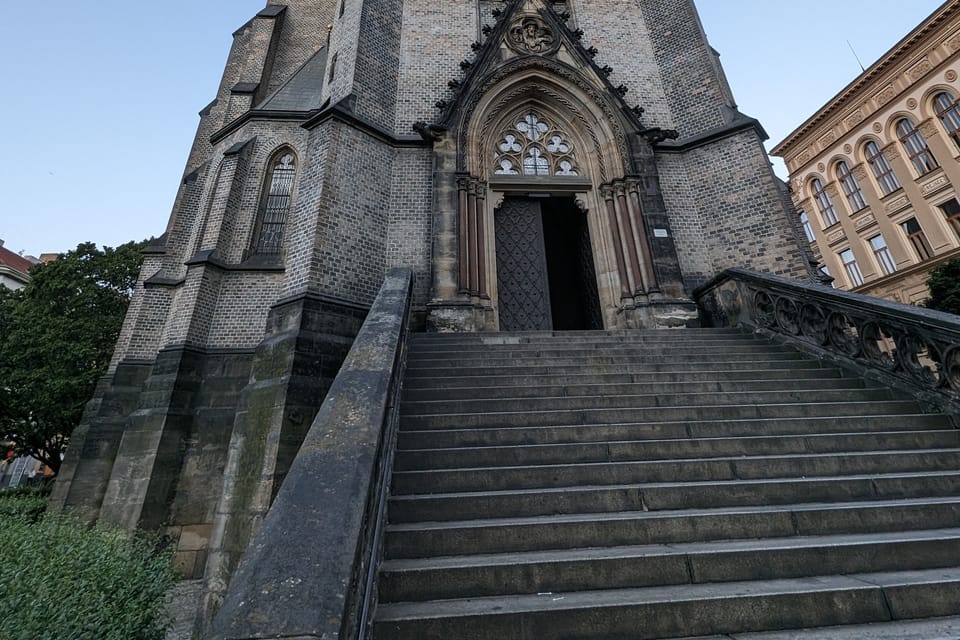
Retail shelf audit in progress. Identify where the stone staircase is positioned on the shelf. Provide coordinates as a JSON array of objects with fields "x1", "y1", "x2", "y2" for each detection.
[{"x1": 372, "y1": 328, "x2": 960, "y2": 639}]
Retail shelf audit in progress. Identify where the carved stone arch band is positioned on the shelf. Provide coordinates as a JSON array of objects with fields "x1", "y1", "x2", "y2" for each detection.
[
  {"x1": 456, "y1": 63, "x2": 633, "y2": 179},
  {"x1": 466, "y1": 77, "x2": 626, "y2": 183}
]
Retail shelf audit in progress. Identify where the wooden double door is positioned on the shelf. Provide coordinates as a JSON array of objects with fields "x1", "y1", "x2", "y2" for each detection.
[{"x1": 494, "y1": 196, "x2": 603, "y2": 332}]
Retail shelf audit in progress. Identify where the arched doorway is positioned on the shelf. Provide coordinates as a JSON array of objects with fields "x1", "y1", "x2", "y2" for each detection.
[{"x1": 495, "y1": 195, "x2": 603, "y2": 331}]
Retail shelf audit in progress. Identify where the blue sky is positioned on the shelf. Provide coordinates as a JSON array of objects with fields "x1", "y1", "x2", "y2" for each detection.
[{"x1": 0, "y1": 1, "x2": 945, "y2": 257}]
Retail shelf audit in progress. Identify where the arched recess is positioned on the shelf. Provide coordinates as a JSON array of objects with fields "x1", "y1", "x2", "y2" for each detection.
[{"x1": 438, "y1": 66, "x2": 664, "y2": 330}]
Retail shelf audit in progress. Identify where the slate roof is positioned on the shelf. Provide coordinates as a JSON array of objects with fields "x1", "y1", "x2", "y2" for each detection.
[{"x1": 257, "y1": 47, "x2": 328, "y2": 112}]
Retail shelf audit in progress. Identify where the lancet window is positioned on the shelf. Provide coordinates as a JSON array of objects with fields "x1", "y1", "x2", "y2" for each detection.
[
  {"x1": 493, "y1": 112, "x2": 580, "y2": 177},
  {"x1": 254, "y1": 151, "x2": 296, "y2": 255}
]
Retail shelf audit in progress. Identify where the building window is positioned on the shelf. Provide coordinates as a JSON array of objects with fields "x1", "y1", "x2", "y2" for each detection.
[
  {"x1": 864, "y1": 140, "x2": 901, "y2": 195},
  {"x1": 254, "y1": 151, "x2": 296, "y2": 255},
  {"x1": 839, "y1": 248, "x2": 864, "y2": 287},
  {"x1": 939, "y1": 198, "x2": 960, "y2": 239},
  {"x1": 811, "y1": 178, "x2": 839, "y2": 226},
  {"x1": 799, "y1": 210, "x2": 815, "y2": 242},
  {"x1": 902, "y1": 217, "x2": 934, "y2": 260},
  {"x1": 934, "y1": 91, "x2": 960, "y2": 151},
  {"x1": 493, "y1": 111, "x2": 579, "y2": 176},
  {"x1": 897, "y1": 118, "x2": 938, "y2": 176},
  {"x1": 869, "y1": 235, "x2": 896, "y2": 275},
  {"x1": 836, "y1": 161, "x2": 867, "y2": 212}
]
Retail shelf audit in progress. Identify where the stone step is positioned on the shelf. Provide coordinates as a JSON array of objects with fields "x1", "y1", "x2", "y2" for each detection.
[
  {"x1": 402, "y1": 367, "x2": 847, "y2": 389},
  {"x1": 393, "y1": 429, "x2": 960, "y2": 471},
  {"x1": 397, "y1": 414, "x2": 952, "y2": 449},
  {"x1": 389, "y1": 471, "x2": 960, "y2": 522},
  {"x1": 373, "y1": 567, "x2": 960, "y2": 639},
  {"x1": 399, "y1": 387, "x2": 895, "y2": 416},
  {"x1": 399, "y1": 400, "x2": 923, "y2": 430},
  {"x1": 391, "y1": 449, "x2": 960, "y2": 495},
  {"x1": 408, "y1": 327, "x2": 749, "y2": 343},
  {"x1": 409, "y1": 331, "x2": 771, "y2": 351},
  {"x1": 377, "y1": 329, "x2": 957, "y2": 638},
  {"x1": 405, "y1": 350, "x2": 811, "y2": 370},
  {"x1": 401, "y1": 376, "x2": 871, "y2": 402},
  {"x1": 406, "y1": 343, "x2": 797, "y2": 361},
  {"x1": 722, "y1": 615, "x2": 960, "y2": 639},
  {"x1": 379, "y1": 528, "x2": 960, "y2": 602},
  {"x1": 402, "y1": 359, "x2": 833, "y2": 378},
  {"x1": 384, "y1": 497, "x2": 960, "y2": 559}
]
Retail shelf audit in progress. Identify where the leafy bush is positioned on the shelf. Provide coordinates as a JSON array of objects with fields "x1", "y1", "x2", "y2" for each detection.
[
  {"x1": 0, "y1": 484, "x2": 50, "y2": 523},
  {"x1": 0, "y1": 490, "x2": 174, "y2": 640},
  {"x1": 925, "y1": 258, "x2": 960, "y2": 316}
]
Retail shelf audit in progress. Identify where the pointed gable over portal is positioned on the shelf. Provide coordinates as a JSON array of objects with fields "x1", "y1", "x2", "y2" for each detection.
[{"x1": 422, "y1": 0, "x2": 692, "y2": 333}]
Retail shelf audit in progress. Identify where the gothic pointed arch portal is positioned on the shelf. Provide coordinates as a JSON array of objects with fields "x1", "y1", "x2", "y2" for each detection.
[{"x1": 425, "y1": 2, "x2": 690, "y2": 332}]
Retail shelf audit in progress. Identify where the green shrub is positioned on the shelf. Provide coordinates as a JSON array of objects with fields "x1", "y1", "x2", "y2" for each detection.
[
  {"x1": 924, "y1": 258, "x2": 960, "y2": 316},
  {"x1": 0, "y1": 508, "x2": 175, "y2": 640},
  {"x1": 0, "y1": 484, "x2": 51, "y2": 523}
]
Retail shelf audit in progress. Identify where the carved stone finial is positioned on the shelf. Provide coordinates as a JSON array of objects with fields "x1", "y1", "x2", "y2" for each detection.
[
  {"x1": 571, "y1": 28, "x2": 584, "y2": 40},
  {"x1": 482, "y1": 24, "x2": 493, "y2": 36},
  {"x1": 586, "y1": 46, "x2": 598, "y2": 58},
  {"x1": 470, "y1": 41, "x2": 482, "y2": 52},
  {"x1": 459, "y1": 59, "x2": 473, "y2": 70},
  {"x1": 434, "y1": 100, "x2": 449, "y2": 111},
  {"x1": 491, "y1": 8, "x2": 503, "y2": 17},
  {"x1": 558, "y1": 11, "x2": 571, "y2": 22},
  {"x1": 448, "y1": 79, "x2": 461, "y2": 90},
  {"x1": 413, "y1": 121, "x2": 448, "y2": 141},
  {"x1": 631, "y1": 105, "x2": 645, "y2": 118},
  {"x1": 600, "y1": 65, "x2": 613, "y2": 77},
  {"x1": 615, "y1": 85, "x2": 628, "y2": 97}
]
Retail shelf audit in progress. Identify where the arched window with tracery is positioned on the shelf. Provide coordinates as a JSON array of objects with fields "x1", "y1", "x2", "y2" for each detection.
[
  {"x1": 493, "y1": 112, "x2": 580, "y2": 177},
  {"x1": 897, "y1": 117, "x2": 938, "y2": 176},
  {"x1": 934, "y1": 91, "x2": 960, "y2": 151},
  {"x1": 253, "y1": 151, "x2": 296, "y2": 255}
]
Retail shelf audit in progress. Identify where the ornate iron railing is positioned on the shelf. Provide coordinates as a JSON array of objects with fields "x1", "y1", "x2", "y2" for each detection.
[{"x1": 695, "y1": 268, "x2": 960, "y2": 414}]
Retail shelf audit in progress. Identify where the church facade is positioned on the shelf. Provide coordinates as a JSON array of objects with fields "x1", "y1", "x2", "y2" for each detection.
[{"x1": 51, "y1": 0, "x2": 813, "y2": 628}]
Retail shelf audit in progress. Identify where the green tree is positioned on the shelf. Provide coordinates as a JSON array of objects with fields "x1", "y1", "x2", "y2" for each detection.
[
  {"x1": 0, "y1": 240, "x2": 146, "y2": 475},
  {"x1": 924, "y1": 258, "x2": 960, "y2": 317}
]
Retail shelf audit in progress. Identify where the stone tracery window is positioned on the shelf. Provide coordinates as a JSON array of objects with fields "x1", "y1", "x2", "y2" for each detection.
[
  {"x1": 254, "y1": 151, "x2": 296, "y2": 255},
  {"x1": 494, "y1": 112, "x2": 580, "y2": 177}
]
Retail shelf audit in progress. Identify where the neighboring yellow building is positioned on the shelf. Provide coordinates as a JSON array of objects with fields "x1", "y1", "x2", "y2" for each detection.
[{"x1": 773, "y1": 0, "x2": 960, "y2": 304}]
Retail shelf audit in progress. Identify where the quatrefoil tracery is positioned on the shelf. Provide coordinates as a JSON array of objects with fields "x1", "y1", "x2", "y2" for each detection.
[{"x1": 494, "y1": 112, "x2": 580, "y2": 177}]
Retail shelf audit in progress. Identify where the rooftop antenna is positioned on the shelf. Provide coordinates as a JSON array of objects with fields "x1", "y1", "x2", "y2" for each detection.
[{"x1": 847, "y1": 40, "x2": 866, "y2": 73}]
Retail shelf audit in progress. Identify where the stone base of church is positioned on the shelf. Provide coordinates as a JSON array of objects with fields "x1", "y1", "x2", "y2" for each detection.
[
  {"x1": 426, "y1": 300, "x2": 496, "y2": 332},
  {"x1": 616, "y1": 297, "x2": 701, "y2": 329}
]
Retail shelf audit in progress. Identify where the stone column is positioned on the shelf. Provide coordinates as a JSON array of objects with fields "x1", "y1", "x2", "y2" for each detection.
[
  {"x1": 625, "y1": 178, "x2": 658, "y2": 292},
  {"x1": 457, "y1": 175, "x2": 470, "y2": 293},
  {"x1": 476, "y1": 180, "x2": 488, "y2": 297},
  {"x1": 600, "y1": 183, "x2": 632, "y2": 298},
  {"x1": 614, "y1": 181, "x2": 644, "y2": 293}
]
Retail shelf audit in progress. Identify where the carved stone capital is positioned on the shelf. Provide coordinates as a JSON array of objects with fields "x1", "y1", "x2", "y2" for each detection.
[
  {"x1": 851, "y1": 163, "x2": 869, "y2": 182},
  {"x1": 624, "y1": 177, "x2": 643, "y2": 195},
  {"x1": 918, "y1": 118, "x2": 940, "y2": 140},
  {"x1": 599, "y1": 184, "x2": 616, "y2": 201},
  {"x1": 882, "y1": 143, "x2": 901, "y2": 162}
]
